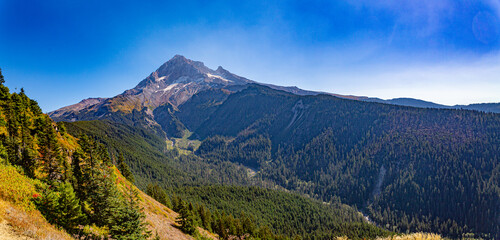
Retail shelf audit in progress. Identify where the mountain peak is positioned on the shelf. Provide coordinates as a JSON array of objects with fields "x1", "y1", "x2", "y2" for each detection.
[
  {"x1": 158, "y1": 55, "x2": 211, "y2": 75},
  {"x1": 167, "y1": 54, "x2": 193, "y2": 65},
  {"x1": 126, "y1": 55, "x2": 255, "y2": 107},
  {"x1": 172, "y1": 54, "x2": 187, "y2": 60},
  {"x1": 216, "y1": 66, "x2": 225, "y2": 72}
]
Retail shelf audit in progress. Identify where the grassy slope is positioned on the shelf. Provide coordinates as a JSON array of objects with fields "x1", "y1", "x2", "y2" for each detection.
[
  {"x1": 0, "y1": 163, "x2": 204, "y2": 240},
  {"x1": 0, "y1": 164, "x2": 73, "y2": 240}
]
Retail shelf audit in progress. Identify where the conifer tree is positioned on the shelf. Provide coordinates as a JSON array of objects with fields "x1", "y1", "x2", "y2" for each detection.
[
  {"x1": 146, "y1": 183, "x2": 171, "y2": 208},
  {"x1": 110, "y1": 187, "x2": 149, "y2": 239},
  {"x1": 34, "y1": 186, "x2": 60, "y2": 225},
  {"x1": 35, "y1": 182, "x2": 85, "y2": 232},
  {"x1": 118, "y1": 152, "x2": 134, "y2": 183},
  {"x1": 198, "y1": 205, "x2": 212, "y2": 232},
  {"x1": 0, "y1": 68, "x2": 4, "y2": 85},
  {"x1": 87, "y1": 166, "x2": 119, "y2": 226},
  {"x1": 176, "y1": 201, "x2": 197, "y2": 234},
  {"x1": 71, "y1": 149, "x2": 87, "y2": 204},
  {"x1": 56, "y1": 182, "x2": 85, "y2": 231},
  {"x1": 0, "y1": 68, "x2": 8, "y2": 99},
  {"x1": 240, "y1": 211, "x2": 256, "y2": 236},
  {"x1": 36, "y1": 115, "x2": 63, "y2": 181}
]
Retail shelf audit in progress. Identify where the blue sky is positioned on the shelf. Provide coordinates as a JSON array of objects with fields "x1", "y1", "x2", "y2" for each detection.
[{"x1": 1, "y1": 0, "x2": 499, "y2": 112}]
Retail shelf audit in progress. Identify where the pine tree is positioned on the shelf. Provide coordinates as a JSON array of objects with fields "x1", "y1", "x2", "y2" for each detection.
[
  {"x1": 198, "y1": 205, "x2": 212, "y2": 232},
  {"x1": 71, "y1": 149, "x2": 87, "y2": 205},
  {"x1": 57, "y1": 182, "x2": 85, "y2": 231},
  {"x1": 76, "y1": 135, "x2": 119, "y2": 226},
  {"x1": 117, "y1": 152, "x2": 134, "y2": 183},
  {"x1": 240, "y1": 211, "x2": 255, "y2": 236},
  {"x1": 87, "y1": 167, "x2": 120, "y2": 226},
  {"x1": 34, "y1": 182, "x2": 85, "y2": 232},
  {"x1": 35, "y1": 115, "x2": 63, "y2": 181},
  {"x1": 176, "y1": 201, "x2": 197, "y2": 234},
  {"x1": 0, "y1": 68, "x2": 4, "y2": 86},
  {"x1": 146, "y1": 183, "x2": 171, "y2": 208},
  {"x1": 110, "y1": 187, "x2": 149, "y2": 240},
  {"x1": 0, "y1": 68, "x2": 8, "y2": 99},
  {"x1": 34, "y1": 185, "x2": 60, "y2": 225}
]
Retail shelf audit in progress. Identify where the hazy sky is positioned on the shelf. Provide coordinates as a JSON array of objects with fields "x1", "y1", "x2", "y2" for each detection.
[{"x1": 1, "y1": 0, "x2": 500, "y2": 112}]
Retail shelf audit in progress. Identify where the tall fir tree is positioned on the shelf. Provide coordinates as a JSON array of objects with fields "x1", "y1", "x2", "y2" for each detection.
[
  {"x1": 56, "y1": 182, "x2": 85, "y2": 231},
  {"x1": 176, "y1": 201, "x2": 197, "y2": 234},
  {"x1": 117, "y1": 152, "x2": 134, "y2": 183},
  {"x1": 110, "y1": 187, "x2": 149, "y2": 240},
  {"x1": 146, "y1": 183, "x2": 171, "y2": 208}
]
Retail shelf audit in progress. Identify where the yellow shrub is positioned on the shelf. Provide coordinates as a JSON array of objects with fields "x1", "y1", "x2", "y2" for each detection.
[
  {"x1": 0, "y1": 164, "x2": 41, "y2": 211},
  {"x1": 375, "y1": 232, "x2": 442, "y2": 240},
  {"x1": 336, "y1": 233, "x2": 442, "y2": 240}
]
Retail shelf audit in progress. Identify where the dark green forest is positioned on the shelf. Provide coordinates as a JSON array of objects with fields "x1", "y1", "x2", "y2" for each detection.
[
  {"x1": 64, "y1": 120, "x2": 392, "y2": 239},
  {"x1": 174, "y1": 185, "x2": 390, "y2": 239},
  {"x1": 193, "y1": 85, "x2": 500, "y2": 239}
]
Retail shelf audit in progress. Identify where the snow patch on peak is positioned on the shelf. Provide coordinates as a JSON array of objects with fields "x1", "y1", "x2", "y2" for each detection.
[
  {"x1": 163, "y1": 83, "x2": 178, "y2": 92},
  {"x1": 155, "y1": 83, "x2": 179, "y2": 93},
  {"x1": 206, "y1": 73, "x2": 232, "y2": 83},
  {"x1": 155, "y1": 76, "x2": 166, "y2": 82}
]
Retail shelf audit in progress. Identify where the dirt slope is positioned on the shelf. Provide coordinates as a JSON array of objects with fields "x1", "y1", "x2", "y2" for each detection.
[
  {"x1": 140, "y1": 191, "x2": 217, "y2": 240},
  {"x1": 0, "y1": 200, "x2": 72, "y2": 240}
]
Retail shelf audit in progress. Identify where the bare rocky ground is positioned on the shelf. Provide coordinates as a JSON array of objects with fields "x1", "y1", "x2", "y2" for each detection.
[
  {"x1": 0, "y1": 200, "x2": 72, "y2": 240},
  {"x1": 0, "y1": 219, "x2": 33, "y2": 240}
]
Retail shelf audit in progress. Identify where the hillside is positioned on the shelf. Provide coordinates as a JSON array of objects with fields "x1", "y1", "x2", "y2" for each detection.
[
  {"x1": 61, "y1": 85, "x2": 500, "y2": 239},
  {"x1": 49, "y1": 55, "x2": 500, "y2": 135},
  {"x1": 66, "y1": 85, "x2": 499, "y2": 238},
  {"x1": 62, "y1": 119, "x2": 255, "y2": 189},
  {"x1": 0, "y1": 69, "x2": 202, "y2": 240},
  {"x1": 0, "y1": 163, "x2": 198, "y2": 240},
  {"x1": 364, "y1": 97, "x2": 500, "y2": 113}
]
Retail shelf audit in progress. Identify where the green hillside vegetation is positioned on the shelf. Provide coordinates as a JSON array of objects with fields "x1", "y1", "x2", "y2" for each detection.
[
  {"x1": 63, "y1": 120, "x2": 394, "y2": 239},
  {"x1": 0, "y1": 69, "x2": 149, "y2": 239},
  {"x1": 47, "y1": 75, "x2": 500, "y2": 240},
  {"x1": 174, "y1": 185, "x2": 391, "y2": 239},
  {"x1": 63, "y1": 120, "x2": 255, "y2": 189}
]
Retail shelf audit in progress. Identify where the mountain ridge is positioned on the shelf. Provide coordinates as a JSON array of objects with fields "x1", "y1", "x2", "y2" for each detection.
[{"x1": 49, "y1": 55, "x2": 500, "y2": 121}]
